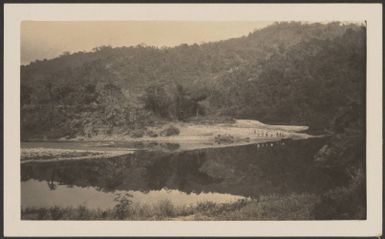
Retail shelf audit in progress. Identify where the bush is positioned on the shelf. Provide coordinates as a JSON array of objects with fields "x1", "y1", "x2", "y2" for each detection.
[
  {"x1": 113, "y1": 193, "x2": 133, "y2": 219},
  {"x1": 146, "y1": 130, "x2": 158, "y2": 137},
  {"x1": 37, "y1": 208, "x2": 50, "y2": 220},
  {"x1": 156, "y1": 200, "x2": 175, "y2": 218},
  {"x1": 129, "y1": 129, "x2": 145, "y2": 138},
  {"x1": 49, "y1": 206, "x2": 66, "y2": 220},
  {"x1": 195, "y1": 201, "x2": 218, "y2": 214},
  {"x1": 160, "y1": 126, "x2": 180, "y2": 136},
  {"x1": 214, "y1": 134, "x2": 234, "y2": 144},
  {"x1": 313, "y1": 168, "x2": 366, "y2": 220},
  {"x1": 77, "y1": 205, "x2": 92, "y2": 220}
]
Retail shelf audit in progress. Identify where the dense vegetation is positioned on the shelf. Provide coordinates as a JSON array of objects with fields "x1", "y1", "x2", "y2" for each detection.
[
  {"x1": 21, "y1": 22, "x2": 365, "y2": 139},
  {"x1": 21, "y1": 21, "x2": 366, "y2": 220}
]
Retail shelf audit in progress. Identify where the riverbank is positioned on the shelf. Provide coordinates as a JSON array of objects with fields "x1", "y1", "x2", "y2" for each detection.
[
  {"x1": 21, "y1": 193, "x2": 318, "y2": 220},
  {"x1": 21, "y1": 148, "x2": 134, "y2": 164},
  {"x1": 23, "y1": 120, "x2": 317, "y2": 155},
  {"x1": 20, "y1": 124, "x2": 366, "y2": 221},
  {"x1": 21, "y1": 171, "x2": 365, "y2": 221},
  {"x1": 67, "y1": 119, "x2": 312, "y2": 142}
]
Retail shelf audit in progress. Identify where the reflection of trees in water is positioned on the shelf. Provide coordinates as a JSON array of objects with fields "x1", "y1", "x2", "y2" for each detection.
[
  {"x1": 145, "y1": 150, "x2": 221, "y2": 192},
  {"x1": 47, "y1": 167, "x2": 57, "y2": 190},
  {"x1": 200, "y1": 138, "x2": 345, "y2": 197},
  {"x1": 21, "y1": 138, "x2": 349, "y2": 197}
]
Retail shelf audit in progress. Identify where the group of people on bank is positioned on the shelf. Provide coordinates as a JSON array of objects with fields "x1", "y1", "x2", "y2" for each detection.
[{"x1": 252, "y1": 130, "x2": 286, "y2": 138}]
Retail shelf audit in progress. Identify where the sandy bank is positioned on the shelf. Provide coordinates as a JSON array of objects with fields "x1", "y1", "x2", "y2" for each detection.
[
  {"x1": 21, "y1": 120, "x2": 317, "y2": 163},
  {"x1": 54, "y1": 119, "x2": 316, "y2": 152}
]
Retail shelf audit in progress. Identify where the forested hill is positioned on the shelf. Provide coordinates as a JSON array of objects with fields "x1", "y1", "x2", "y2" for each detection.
[{"x1": 21, "y1": 22, "x2": 366, "y2": 140}]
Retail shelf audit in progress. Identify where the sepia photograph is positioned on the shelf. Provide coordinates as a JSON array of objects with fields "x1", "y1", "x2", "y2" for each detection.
[
  {"x1": 20, "y1": 19, "x2": 367, "y2": 221},
  {"x1": 3, "y1": 3, "x2": 382, "y2": 237}
]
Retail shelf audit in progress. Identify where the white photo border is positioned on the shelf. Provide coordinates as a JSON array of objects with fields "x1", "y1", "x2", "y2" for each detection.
[{"x1": 3, "y1": 3, "x2": 383, "y2": 237}]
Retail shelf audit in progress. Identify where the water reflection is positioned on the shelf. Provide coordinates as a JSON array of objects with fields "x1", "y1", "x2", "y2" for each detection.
[
  {"x1": 21, "y1": 138, "x2": 350, "y2": 209},
  {"x1": 22, "y1": 179, "x2": 244, "y2": 209}
]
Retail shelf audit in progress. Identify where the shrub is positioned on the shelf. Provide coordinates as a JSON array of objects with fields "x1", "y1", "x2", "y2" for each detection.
[
  {"x1": 49, "y1": 206, "x2": 66, "y2": 220},
  {"x1": 214, "y1": 134, "x2": 234, "y2": 144},
  {"x1": 113, "y1": 193, "x2": 133, "y2": 219},
  {"x1": 129, "y1": 129, "x2": 145, "y2": 138},
  {"x1": 313, "y1": 168, "x2": 366, "y2": 220},
  {"x1": 77, "y1": 205, "x2": 91, "y2": 220},
  {"x1": 146, "y1": 130, "x2": 158, "y2": 137},
  {"x1": 156, "y1": 199, "x2": 175, "y2": 218},
  {"x1": 37, "y1": 208, "x2": 50, "y2": 220},
  {"x1": 195, "y1": 201, "x2": 218, "y2": 214},
  {"x1": 160, "y1": 126, "x2": 180, "y2": 136}
]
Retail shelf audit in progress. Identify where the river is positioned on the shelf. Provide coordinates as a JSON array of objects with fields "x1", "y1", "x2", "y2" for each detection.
[{"x1": 21, "y1": 137, "x2": 350, "y2": 213}]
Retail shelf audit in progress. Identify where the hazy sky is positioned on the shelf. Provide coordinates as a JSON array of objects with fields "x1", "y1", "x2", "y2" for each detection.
[{"x1": 21, "y1": 21, "x2": 273, "y2": 65}]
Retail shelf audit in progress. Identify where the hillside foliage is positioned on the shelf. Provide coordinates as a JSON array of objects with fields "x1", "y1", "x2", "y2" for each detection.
[{"x1": 21, "y1": 22, "x2": 366, "y2": 139}]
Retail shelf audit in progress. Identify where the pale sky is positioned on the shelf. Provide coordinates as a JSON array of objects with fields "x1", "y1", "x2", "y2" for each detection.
[{"x1": 21, "y1": 21, "x2": 273, "y2": 65}]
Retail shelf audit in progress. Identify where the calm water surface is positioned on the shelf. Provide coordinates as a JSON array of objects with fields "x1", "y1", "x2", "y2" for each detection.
[{"x1": 21, "y1": 138, "x2": 349, "y2": 210}]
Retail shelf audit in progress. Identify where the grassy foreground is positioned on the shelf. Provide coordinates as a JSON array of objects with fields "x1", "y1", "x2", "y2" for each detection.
[
  {"x1": 21, "y1": 168, "x2": 366, "y2": 221},
  {"x1": 21, "y1": 193, "x2": 320, "y2": 221}
]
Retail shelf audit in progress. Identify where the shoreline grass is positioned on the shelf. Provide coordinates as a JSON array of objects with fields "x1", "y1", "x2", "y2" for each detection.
[
  {"x1": 21, "y1": 193, "x2": 320, "y2": 221},
  {"x1": 21, "y1": 176, "x2": 366, "y2": 221}
]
